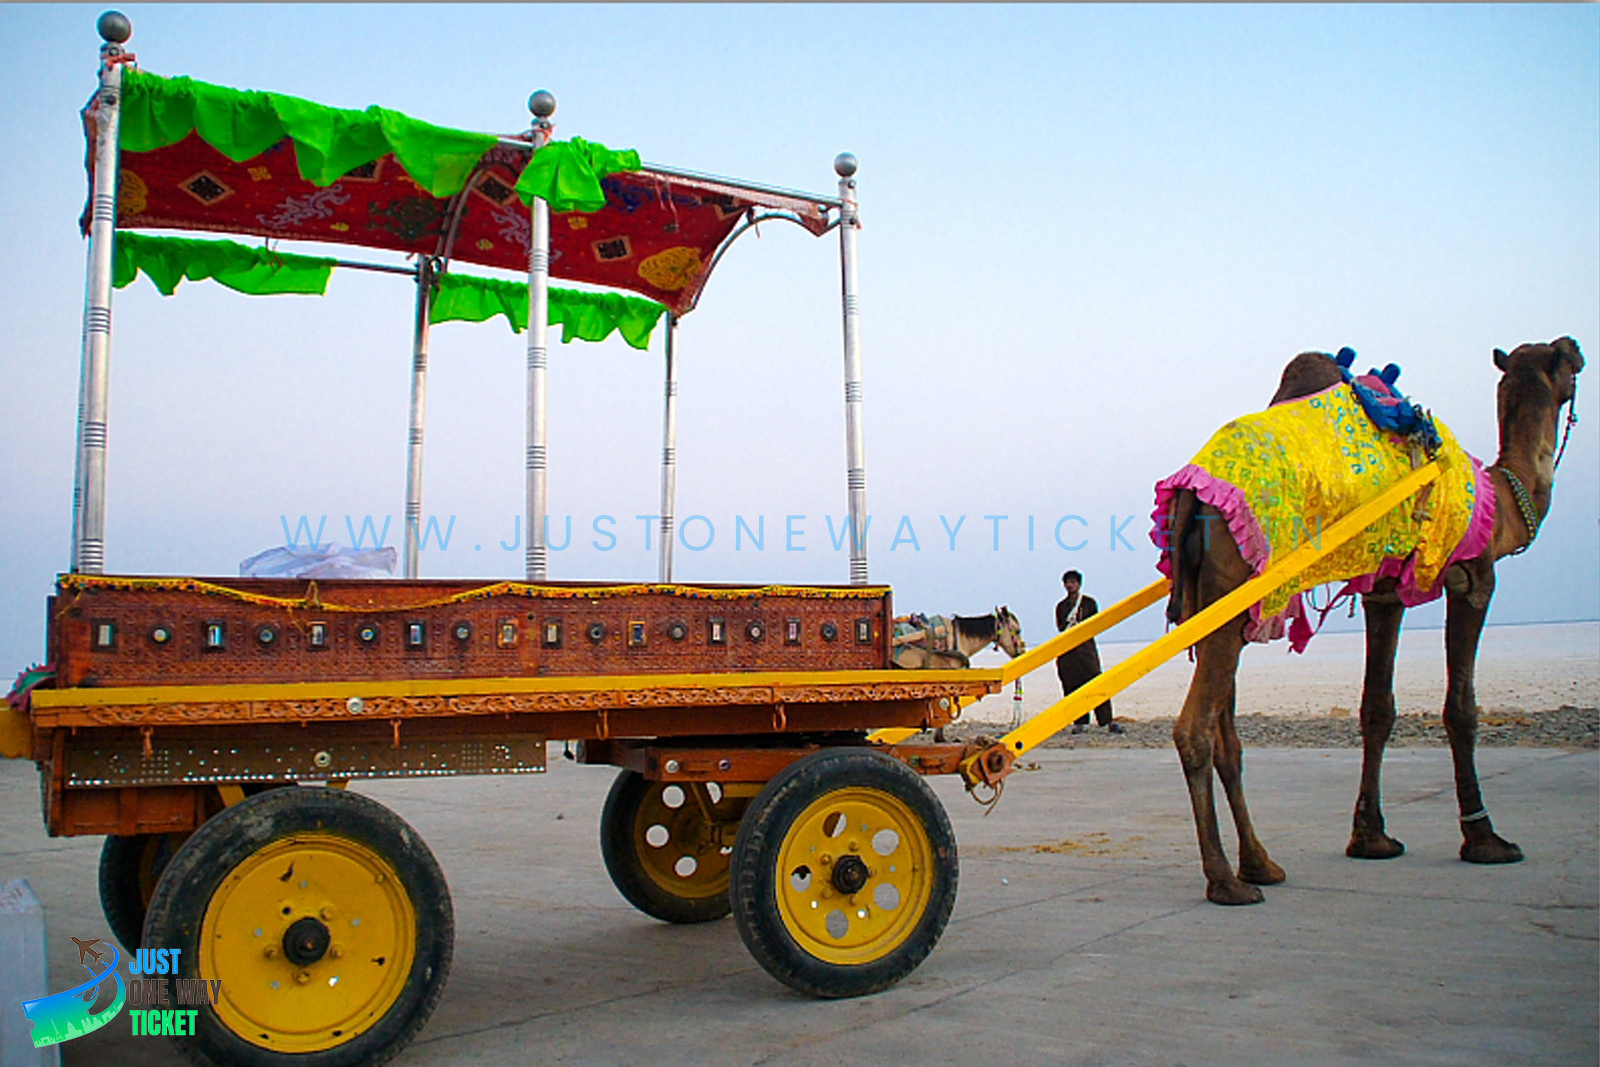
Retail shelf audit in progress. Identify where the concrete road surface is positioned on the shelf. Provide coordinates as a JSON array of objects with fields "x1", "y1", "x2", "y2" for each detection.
[{"x1": 2, "y1": 744, "x2": 1593, "y2": 1067}]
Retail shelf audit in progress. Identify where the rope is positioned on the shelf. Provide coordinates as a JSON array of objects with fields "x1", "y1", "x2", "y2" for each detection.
[{"x1": 57, "y1": 574, "x2": 890, "y2": 614}]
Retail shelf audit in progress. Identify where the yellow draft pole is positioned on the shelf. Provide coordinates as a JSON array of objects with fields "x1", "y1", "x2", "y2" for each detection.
[
  {"x1": 960, "y1": 460, "x2": 1443, "y2": 785},
  {"x1": 999, "y1": 579, "x2": 1171, "y2": 685},
  {"x1": 866, "y1": 582, "x2": 1170, "y2": 748}
]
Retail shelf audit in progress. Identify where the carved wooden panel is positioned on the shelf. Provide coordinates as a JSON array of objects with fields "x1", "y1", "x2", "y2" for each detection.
[{"x1": 50, "y1": 576, "x2": 893, "y2": 687}]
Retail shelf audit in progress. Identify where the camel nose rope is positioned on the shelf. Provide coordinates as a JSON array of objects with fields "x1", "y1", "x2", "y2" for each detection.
[{"x1": 1552, "y1": 379, "x2": 1579, "y2": 472}]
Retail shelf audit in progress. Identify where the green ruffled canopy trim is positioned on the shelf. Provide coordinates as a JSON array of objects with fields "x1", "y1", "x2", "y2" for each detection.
[
  {"x1": 431, "y1": 273, "x2": 666, "y2": 350},
  {"x1": 512, "y1": 137, "x2": 642, "y2": 213},
  {"x1": 113, "y1": 231, "x2": 334, "y2": 296},
  {"x1": 119, "y1": 69, "x2": 641, "y2": 209},
  {"x1": 109, "y1": 232, "x2": 663, "y2": 348}
]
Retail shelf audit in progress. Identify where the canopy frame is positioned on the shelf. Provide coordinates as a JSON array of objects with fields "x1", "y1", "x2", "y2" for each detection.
[{"x1": 71, "y1": 14, "x2": 872, "y2": 589}]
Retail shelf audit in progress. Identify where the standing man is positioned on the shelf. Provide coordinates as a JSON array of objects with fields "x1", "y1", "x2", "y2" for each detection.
[{"x1": 1055, "y1": 570, "x2": 1123, "y2": 734}]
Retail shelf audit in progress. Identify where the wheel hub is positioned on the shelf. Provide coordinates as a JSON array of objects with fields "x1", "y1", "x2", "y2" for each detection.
[
  {"x1": 831, "y1": 854, "x2": 870, "y2": 895},
  {"x1": 282, "y1": 916, "x2": 331, "y2": 967}
]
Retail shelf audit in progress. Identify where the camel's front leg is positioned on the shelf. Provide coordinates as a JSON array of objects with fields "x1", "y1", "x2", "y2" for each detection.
[
  {"x1": 1347, "y1": 588, "x2": 1406, "y2": 859},
  {"x1": 1444, "y1": 559, "x2": 1522, "y2": 864},
  {"x1": 1174, "y1": 622, "x2": 1262, "y2": 904},
  {"x1": 1214, "y1": 687, "x2": 1285, "y2": 885}
]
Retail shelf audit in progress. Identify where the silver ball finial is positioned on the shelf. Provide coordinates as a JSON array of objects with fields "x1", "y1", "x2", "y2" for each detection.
[
  {"x1": 98, "y1": 10, "x2": 131, "y2": 44},
  {"x1": 529, "y1": 90, "x2": 557, "y2": 120},
  {"x1": 834, "y1": 152, "x2": 858, "y2": 178}
]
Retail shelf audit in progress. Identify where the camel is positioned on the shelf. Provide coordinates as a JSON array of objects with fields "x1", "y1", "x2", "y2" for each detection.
[
  {"x1": 891, "y1": 607, "x2": 1024, "y2": 669},
  {"x1": 1160, "y1": 337, "x2": 1583, "y2": 905}
]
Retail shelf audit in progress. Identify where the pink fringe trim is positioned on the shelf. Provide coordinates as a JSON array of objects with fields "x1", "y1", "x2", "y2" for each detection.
[{"x1": 1148, "y1": 456, "x2": 1497, "y2": 652}]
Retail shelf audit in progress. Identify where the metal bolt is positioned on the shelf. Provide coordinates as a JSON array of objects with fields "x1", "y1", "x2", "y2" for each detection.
[
  {"x1": 330, "y1": 945, "x2": 344, "y2": 959},
  {"x1": 321, "y1": 906, "x2": 335, "y2": 920},
  {"x1": 717, "y1": 758, "x2": 731, "y2": 772},
  {"x1": 263, "y1": 946, "x2": 278, "y2": 959},
  {"x1": 848, "y1": 840, "x2": 860, "y2": 852},
  {"x1": 295, "y1": 970, "x2": 310, "y2": 985},
  {"x1": 313, "y1": 751, "x2": 332, "y2": 768},
  {"x1": 820, "y1": 853, "x2": 832, "y2": 866},
  {"x1": 346, "y1": 696, "x2": 364, "y2": 715},
  {"x1": 664, "y1": 759, "x2": 680, "y2": 774}
]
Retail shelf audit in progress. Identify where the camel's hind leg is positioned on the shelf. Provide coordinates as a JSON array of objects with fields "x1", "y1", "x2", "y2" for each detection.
[
  {"x1": 1347, "y1": 586, "x2": 1406, "y2": 859},
  {"x1": 1444, "y1": 558, "x2": 1523, "y2": 864},
  {"x1": 1215, "y1": 690, "x2": 1285, "y2": 885}
]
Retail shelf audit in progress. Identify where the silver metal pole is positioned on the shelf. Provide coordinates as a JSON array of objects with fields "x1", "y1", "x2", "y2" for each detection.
[
  {"x1": 73, "y1": 12, "x2": 132, "y2": 575},
  {"x1": 525, "y1": 91, "x2": 556, "y2": 581},
  {"x1": 836, "y1": 153, "x2": 868, "y2": 585},
  {"x1": 402, "y1": 257, "x2": 433, "y2": 579},
  {"x1": 657, "y1": 314, "x2": 679, "y2": 583}
]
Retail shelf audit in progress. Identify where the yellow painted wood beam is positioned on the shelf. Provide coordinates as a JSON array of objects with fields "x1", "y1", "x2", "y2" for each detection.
[{"x1": 33, "y1": 665, "x2": 1004, "y2": 710}]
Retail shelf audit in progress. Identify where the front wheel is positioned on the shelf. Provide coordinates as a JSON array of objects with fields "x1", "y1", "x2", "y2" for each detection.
[
  {"x1": 142, "y1": 786, "x2": 453, "y2": 1067},
  {"x1": 730, "y1": 748, "x2": 957, "y2": 998}
]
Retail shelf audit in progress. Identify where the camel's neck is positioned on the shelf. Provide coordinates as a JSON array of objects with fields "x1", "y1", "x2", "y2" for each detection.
[
  {"x1": 1492, "y1": 393, "x2": 1562, "y2": 554},
  {"x1": 954, "y1": 614, "x2": 996, "y2": 656}
]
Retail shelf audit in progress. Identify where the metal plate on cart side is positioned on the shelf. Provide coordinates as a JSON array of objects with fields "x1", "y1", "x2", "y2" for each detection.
[{"x1": 63, "y1": 734, "x2": 546, "y2": 786}]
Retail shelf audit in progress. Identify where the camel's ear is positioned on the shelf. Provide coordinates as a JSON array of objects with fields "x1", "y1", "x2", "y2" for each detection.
[
  {"x1": 1553, "y1": 336, "x2": 1585, "y2": 375},
  {"x1": 1493, "y1": 348, "x2": 1510, "y2": 372}
]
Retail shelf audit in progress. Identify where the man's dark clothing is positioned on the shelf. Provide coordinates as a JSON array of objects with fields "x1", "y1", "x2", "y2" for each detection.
[{"x1": 1056, "y1": 592, "x2": 1113, "y2": 726}]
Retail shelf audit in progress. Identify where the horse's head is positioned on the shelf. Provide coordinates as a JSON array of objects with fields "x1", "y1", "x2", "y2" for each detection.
[
  {"x1": 993, "y1": 605, "x2": 1025, "y2": 658},
  {"x1": 1494, "y1": 337, "x2": 1583, "y2": 474}
]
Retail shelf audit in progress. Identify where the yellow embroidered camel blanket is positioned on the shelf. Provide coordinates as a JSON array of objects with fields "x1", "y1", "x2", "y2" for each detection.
[{"x1": 1151, "y1": 383, "x2": 1495, "y2": 649}]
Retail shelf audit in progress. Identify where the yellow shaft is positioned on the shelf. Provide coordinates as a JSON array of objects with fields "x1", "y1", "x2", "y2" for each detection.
[
  {"x1": 1000, "y1": 579, "x2": 1171, "y2": 684},
  {"x1": 995, "y1": 461, "x2": 1442, "y2": 758}
]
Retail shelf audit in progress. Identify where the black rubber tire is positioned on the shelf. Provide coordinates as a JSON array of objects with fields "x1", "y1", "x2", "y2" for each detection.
[
  {"x1": 730, "y1": 747, "x2": 958, "y2": 998},
  {"x1": 600, "y1": 770, "x2": 743, "y2": 924},
  {"x1": 99, "y1": 832, "x2": 188, "y2": 952},
  {"x1": 142, "y1": 787, "x2": 453, "y2": 1067}
]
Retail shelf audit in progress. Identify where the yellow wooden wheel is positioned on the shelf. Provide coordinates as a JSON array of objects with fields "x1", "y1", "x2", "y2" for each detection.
[
  {"x1": 143, "y1": 787, "x2": 453, "y2": 1067},
  {"x1": 731, "y1": 748, "x2": 957, "y2": 998},
  {"x1": 601, "y1": 771, "x2": 751, "y2": 923},
  {"x1": 773, "y1": 786, "x2": 935, "y2": 965},
  {"x1": 201, "y1": 833, "x2": 415, "y2": 1053}
]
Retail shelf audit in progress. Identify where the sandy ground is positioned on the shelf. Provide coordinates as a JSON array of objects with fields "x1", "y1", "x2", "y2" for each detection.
[{"x1": 959, "y1": 620, "x2": 1598, "y2": 727}]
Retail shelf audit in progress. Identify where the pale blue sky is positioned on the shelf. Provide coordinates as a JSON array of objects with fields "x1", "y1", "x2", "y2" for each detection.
[{"x1": 1, "y1": 4, "x2": 1595, "y2": 673}]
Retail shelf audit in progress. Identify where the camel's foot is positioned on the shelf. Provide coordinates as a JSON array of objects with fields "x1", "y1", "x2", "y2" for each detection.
[
  {"x1": 1206, "y1": 877, "x2": 1265, "y2": 906},
  {"x1": 1238, "y1": 854, "x2": 1286, "y2": 885},
  {"x1": 1460, "y1": 832, "x2": 1523, "y2": 865},
  {"x1": 1346, "y1": 830, "x2": 1405, "y2": 860}
]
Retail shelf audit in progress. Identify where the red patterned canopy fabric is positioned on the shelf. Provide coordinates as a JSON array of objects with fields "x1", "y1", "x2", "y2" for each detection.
[{"x1": 86, "y1": 98, "x2": 835, "y2": 316}]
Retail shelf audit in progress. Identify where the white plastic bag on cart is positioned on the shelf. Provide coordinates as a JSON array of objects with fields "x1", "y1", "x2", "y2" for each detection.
[{"x1": 239, "y1": 544, "x2": 398, "y2": 579}]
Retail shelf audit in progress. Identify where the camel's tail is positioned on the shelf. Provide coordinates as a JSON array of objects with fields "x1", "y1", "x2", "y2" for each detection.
[{"x1": 1165, "y1": 489, "x2": 1201, "y2": 627}]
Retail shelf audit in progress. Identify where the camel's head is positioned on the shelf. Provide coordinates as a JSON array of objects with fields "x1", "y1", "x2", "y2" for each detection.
[
  {"x1": 1494, "y1": 337, "x2": 1583, "y2": 453},
  {"x1": 994, "y1": 605, "x2": 1025, "y2": 658},
  {"x1": 1495, "y1": 336, "x2": 1583, "y2": 407}
]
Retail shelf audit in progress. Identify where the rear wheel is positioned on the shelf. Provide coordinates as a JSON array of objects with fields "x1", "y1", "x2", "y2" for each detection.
[
  {"x1": 143, "y1": 786, "x2": 452, "y2": 1067},
  {"x1": 99, "y1": 831, "x2": 189, "y2": 951},
  {"x1": 730, "y1": 748, "x2": 957, "y2": 998},
  {"x1": 601, "y1": 770, "x2": 751, "y2": 923}
]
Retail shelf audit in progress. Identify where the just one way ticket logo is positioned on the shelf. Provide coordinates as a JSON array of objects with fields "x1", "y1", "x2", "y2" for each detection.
[{"x1": 22, "y1": 937, "x2": 222, "y2": 1048}]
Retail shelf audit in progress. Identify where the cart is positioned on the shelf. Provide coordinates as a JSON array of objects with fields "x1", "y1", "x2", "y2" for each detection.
[{"x1": 5, "y1": 14, "x2": 1446, "y2": 1066}]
